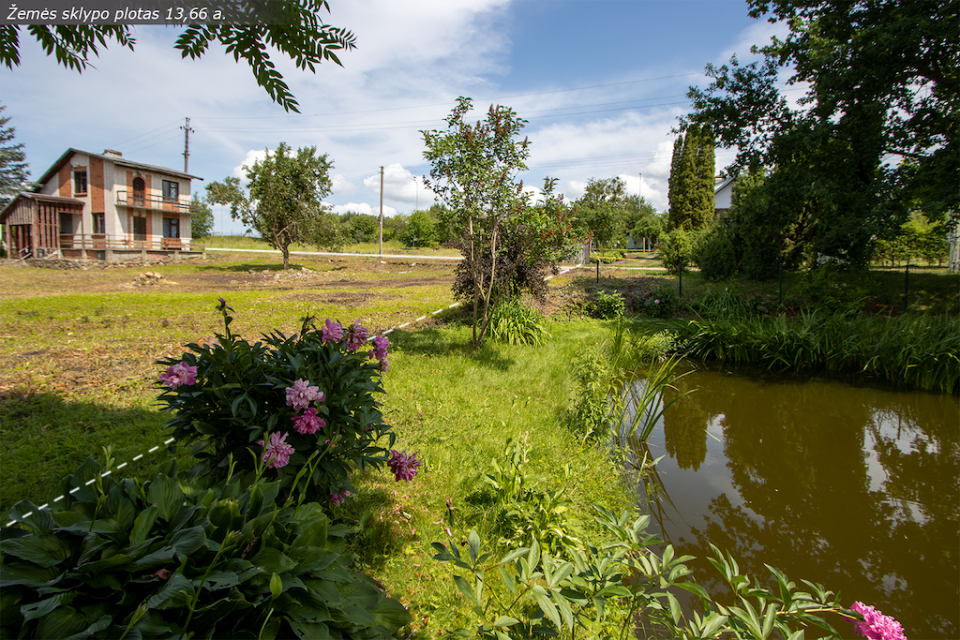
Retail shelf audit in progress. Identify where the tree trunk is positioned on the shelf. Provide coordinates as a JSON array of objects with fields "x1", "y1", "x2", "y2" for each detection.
[{"x1": 282, "y1": 244, "x2": 290, "y2": 269}]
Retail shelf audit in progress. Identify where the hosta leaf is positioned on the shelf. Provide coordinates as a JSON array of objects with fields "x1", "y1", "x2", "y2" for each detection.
[
  {"x1": 20, "y1": 592, "x2": 76, "y2": 622},
  {"x1": 7, "y1": 502, "x2": 55, "y2": 535},
  {"x1": 372, "y1": 596, "x2": 412, "y2": 633},
  {"x1": 2, "y1": 534, "x2": 73, "y2": 568},
  {"x1": 144, "y1": 573, "x2": 195, "y2": 609},
  {"x1": 147, "y1": 476, "x2": 183, "y2": 522},
  {"x1": 270, "y1": 572, "x2": 283, "y2": 599},
  {"x1": 0, "y1": 562, "x2": 62, "y2": 588},
  {"x1": 202, "y1": 571, "x2": 240, "y2": 591},
  {"x1": 251, "y1": 548, "x2": 296, "y2": 574},
  {"x1": 35, "y1": 606, "x2": 87, "y2": 638}
]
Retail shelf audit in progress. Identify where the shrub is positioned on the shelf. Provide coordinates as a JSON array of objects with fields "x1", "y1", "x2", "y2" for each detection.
[
  {"x1": 0, "y1": 455, "x2": 411, "y2": 639},
  {"x1": 696, "y1": 224, "x2": 738, "y2": 281},
  {"x1": 590, "y1": 291, "x2": 625, "y2": 319},
  {"x1": 658, "y1": 228, "x2": 699, "y2": 274},
  {"x1": 642, "y1": 284, "x2": 680, "y2": 318},
  {"x1": 157, "y1": 300, "x2": 398, "y2": 507},
  {"x1": 489, "y1": 299, "x2": 549, "y2": 346}
]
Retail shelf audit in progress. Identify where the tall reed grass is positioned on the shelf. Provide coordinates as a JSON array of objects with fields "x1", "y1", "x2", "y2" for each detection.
[{"x1": 678, "y1": 311, "x2": 960, "y2": 394}]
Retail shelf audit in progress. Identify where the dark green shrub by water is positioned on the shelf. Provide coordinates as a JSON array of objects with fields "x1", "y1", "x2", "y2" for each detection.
[{"x1": 678, "y1": 311, "x2": 960, "y2": 393}]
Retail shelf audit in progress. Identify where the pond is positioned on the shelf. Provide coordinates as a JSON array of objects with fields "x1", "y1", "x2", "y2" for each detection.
[{"x1": 630, "y1": 367, "x2": 959, "y2": 638}]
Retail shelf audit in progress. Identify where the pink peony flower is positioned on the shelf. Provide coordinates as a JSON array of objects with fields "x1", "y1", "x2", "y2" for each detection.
[
  {"x1": 368, "y1": 334, "x2": 390, "y2": 371},
  {"x1": 160, "y1": 362, "x2": 198, "y2": 389},
  {"x1": 344, "y1": 321, "x2": 369, "y2": 352},
  {"x1": 258, "y1": 431, "x2": 295, "y2": 469},
  {"x1": 330, "y1": 489, "x2": 350, "y2": 505},
  {"x1": 292, "y1": 407, "x2": 326, "y2": 435},
  {"x1": 321, "y1": 318, "x2": 343, "y2": 344},
  {"x1": 285, "y1": 379, "x2": 323, "y2": 411},
  {"x1": 388, "y1": 450, "x2": 421, "y2": 482},
  {"x1": 850, "y1": 602, "x2": 907, "y2": 640}
]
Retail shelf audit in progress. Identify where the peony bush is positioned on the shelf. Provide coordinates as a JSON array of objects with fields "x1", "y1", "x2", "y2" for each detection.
[{"x1": 156, "y1": 299, "x2": 415, "y2": 508}]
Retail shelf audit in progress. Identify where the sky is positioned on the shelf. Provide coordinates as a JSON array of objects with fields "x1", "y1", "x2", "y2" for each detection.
[{"x1": 1, "y1": 0, "x2": 786, "y2": 236}]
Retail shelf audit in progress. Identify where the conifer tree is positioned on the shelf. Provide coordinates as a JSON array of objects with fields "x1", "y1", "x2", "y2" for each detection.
[
  {"x1": 0, "y1": 103, "x2": 29, "y2": 206},
  {"x1": 667, "y1": 124, "x2": 715, "y2": 231}
]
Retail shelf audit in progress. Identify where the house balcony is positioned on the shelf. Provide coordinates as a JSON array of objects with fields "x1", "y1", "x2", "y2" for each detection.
[
  {"x1": 115, "y1": 191, "x2": 195, "y2": 213},
  {"x1": 57, "y1": 233, "x2": 204, "y2": 253}
]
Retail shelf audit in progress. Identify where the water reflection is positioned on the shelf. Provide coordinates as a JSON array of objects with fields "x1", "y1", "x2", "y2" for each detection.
[{"x1": 636, "y1": 368, "x2": 959, "y2": 638}]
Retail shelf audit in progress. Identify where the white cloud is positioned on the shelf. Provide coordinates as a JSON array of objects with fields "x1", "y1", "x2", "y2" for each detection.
[
  {"x1": 328, "y1": 202, "x2": 398, "y2": 217},
  {"x1": 331, "y1": 174, "x2": 358, "y2": 196},
  {"x1": 361, "y1": 164, "x2": 435, "y2": 205}
]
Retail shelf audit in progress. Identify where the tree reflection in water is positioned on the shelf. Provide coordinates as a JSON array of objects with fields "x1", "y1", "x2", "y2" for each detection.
[{"x1": 641, "y1": 368, "x2": 958, "y2": 638}]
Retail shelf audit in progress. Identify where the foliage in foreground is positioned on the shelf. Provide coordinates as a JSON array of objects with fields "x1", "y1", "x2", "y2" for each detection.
[
  {"x1": 0, "y1": 455, "x2": 410, "y2": 639},
  {"x1": 434, "y1": 507, "x2": 888, "y2": 639}
]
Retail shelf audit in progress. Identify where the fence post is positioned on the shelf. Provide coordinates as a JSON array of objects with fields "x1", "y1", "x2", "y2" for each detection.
[
  {"x1": 904, "y1": 260, "x2": 910, "y2": 312},
  {"x1": 596, "y1": 259, "x2": 599, "y2": 283},
  {"x1": 679, "y1": 262, "x2": 683, "y2": 297},
  {"x1": 779, "y1": 262, "x2": 783, "y2": 305}
]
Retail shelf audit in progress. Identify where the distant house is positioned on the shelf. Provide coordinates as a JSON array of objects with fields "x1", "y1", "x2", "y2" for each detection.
[
  {"x1": 714, "y1": 177, "x2": 734, "y2": 219},
  {"x1": 1, "y1": 148, "x2": 203, "y2": 262}
]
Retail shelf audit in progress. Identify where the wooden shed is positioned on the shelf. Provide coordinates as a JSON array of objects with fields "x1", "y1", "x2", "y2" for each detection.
[{"x1": 1, "y1": 193, "x2": 85, "y2": 258}]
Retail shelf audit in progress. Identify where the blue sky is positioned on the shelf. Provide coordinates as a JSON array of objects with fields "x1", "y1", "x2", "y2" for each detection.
[{"x1": 1, "y1": 0, "x2": 783, "y2": 235}]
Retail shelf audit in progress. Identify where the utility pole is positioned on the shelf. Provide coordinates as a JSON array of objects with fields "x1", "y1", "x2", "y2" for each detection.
[
  {"x1": 378, "y1": 166, "x2": 384, "y2": 256},
  {"x1": 181, "y1": 117, "x2": 194, "y2": 173}
]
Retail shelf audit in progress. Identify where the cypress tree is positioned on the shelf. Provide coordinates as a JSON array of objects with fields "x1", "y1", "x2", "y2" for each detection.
[
  {"x1": 667, "y1": 132, "x2": 684, "y2": 225},
  {"x1": 667, "y1": 124, "x2": 715, "y2": 231}
]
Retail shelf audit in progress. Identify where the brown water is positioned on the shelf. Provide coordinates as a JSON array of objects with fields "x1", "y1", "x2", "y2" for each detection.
[{"x1": 631, "y1": 367, "x2": 959, "y2": 638}]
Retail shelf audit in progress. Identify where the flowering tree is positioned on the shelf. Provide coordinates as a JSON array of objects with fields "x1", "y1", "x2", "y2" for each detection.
[{"x1": 422, "y1": 98, "x2": 578, "y2": 345}]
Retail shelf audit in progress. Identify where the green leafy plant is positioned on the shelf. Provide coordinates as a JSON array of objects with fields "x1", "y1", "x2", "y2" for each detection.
[
  {"x1": 468, "y1": 438, "x2": 580, "y2": 556},
  {"x1": 489, "y1": 299, "x2": 549, "y2": 346},
  {"x1": 0, "y1": 454, "x2": 411, "y2": 639},
  {"x1": 433, "y1": 507, "x2": 870, "y2": 639},
  {"x1": 590, "y1": 291, "x2": 625, "y2": 319},
  {"x1": 157, "y1": 300, "x2": 398, "y2": 507}
]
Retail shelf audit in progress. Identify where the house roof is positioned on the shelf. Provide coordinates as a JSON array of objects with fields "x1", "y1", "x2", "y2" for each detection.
[
  {"x1": 32, "y1": 148, "x2": 203, "y2": 191},
  {"x1": 714, "y1": 177, "x2": 734, "y2": 194},
  {"x1": 0, "y1": 192, "x2": 85, "y2": 222}
]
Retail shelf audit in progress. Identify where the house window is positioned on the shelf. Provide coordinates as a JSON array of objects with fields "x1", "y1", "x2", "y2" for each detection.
[
  {"x1": 73, "y1": 169, "x2": 87, "y2": 195},
  {"x1": 163, "y1": 217, "x2": 180, "y2": 239},
  {"x1": 92, "y1": 212, "x2": 106, "y2": 235},
  {"x1": 162, "y1": 180, "x2": 179, "y2": 201}
]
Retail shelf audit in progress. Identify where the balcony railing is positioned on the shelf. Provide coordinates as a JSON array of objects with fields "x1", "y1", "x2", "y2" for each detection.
[
  {"x1": 115, "y1": 191, "x2": 195, "y2": 213},
  {"x1": 58, "y1": 233, "x2": 204, "y2": 252}
]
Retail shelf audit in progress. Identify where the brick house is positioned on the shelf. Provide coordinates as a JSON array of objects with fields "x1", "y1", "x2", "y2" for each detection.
[{"x1": 1, "y1": 148, "x2": 203, "y2": 262}]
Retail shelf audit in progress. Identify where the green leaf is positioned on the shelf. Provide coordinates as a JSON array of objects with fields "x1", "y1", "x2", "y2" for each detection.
[
  {"x1": 533, "y1": 591, "x2": 561, "y2": 631},
  {"x1": 492, "y1": 616, "x2": 521, "y2": 628},
  {"x1": 20, "y1": 592, "x2": 75, "y2": 622},
  {"x1": 251, "y1": 548, "x2": 296, "y2": 574},
  {"x1": 35, "y1": 606, "x2": 87, "y2": 638},
  {"x1": 1, "y1": 534, "x2": 73, "y2": 568},
  {"x1": 371, "y1": 595, "x2": 413, "y2": 632},
  {"x1": 453, "y1": 575, "x2": 481, "y2": 609},
  {"x1": 144, "y1": 573, "x2": 195, "y2": 609},
  {"x1": 7, "y1": 502, "x2": 55, "y2": 535},
  {"x1": 270, "y1": 572, "x2": 283, "y2": 599},
  {"x1": 147, "y1": 476, "x2": 184, "y2": 522}
]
